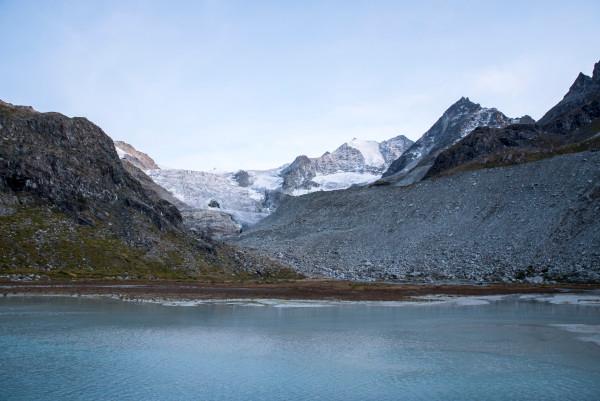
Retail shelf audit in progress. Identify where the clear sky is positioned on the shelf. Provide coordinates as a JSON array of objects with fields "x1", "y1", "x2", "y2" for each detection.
[{"x1": 1, "y1": 1, "x2": 599, "y2": 171}]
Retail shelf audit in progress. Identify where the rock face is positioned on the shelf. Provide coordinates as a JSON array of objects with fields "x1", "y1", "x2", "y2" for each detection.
[
  {"x1": 379, "y1": 135, "x2": 415, "y2": 165},
  {"x1": 233, "y1": 170, "x2": 251, "y2": 187},
  {"x1": 425, "y1": 60, "x2": 600, "y2": 179},
  {"x1": 114, "y1": 140, "x2": 159, "y2": 170},
  {"x1": 233, "y1": 151, "x2": 600, "y2": 282},
  {"x1": 281, "y1": 155, "x2": 317, "y2": 192},
  {"x1": 537, "y1": 61, "x2": 600, "y2": 136},
  {"x1": 380, "y1": 98, "x2": 530, "y2": 185},
  {"x1": 281, "y1": 136, "x2": 413, "y2": 194},
  {"x1": 0, "y1": 101, "x2": 180, "y2": 234},
  {"x1": 0, "y1": 100, "x2": 288, "y2": 278},
  {"x1": 146, "y1": 135, "x2": 413, "y2": 227},
  {"x1": 182, "y1": 208, "x2": 241, "y2": 239}
]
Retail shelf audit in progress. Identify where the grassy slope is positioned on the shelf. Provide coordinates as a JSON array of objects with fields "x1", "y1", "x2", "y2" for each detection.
[
  {"x1": 432, "y1": 133, "x2": 600, "y2": 179},
  {"x1": 0, "y1": 205, "x2": 301, "y2": 282}
]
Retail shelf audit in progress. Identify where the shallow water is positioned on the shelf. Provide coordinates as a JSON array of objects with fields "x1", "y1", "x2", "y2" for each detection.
[{"x1": 1, "y1": 295, "x2": 599, "y2": 401}]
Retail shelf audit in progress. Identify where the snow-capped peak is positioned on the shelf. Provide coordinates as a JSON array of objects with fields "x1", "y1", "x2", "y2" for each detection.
[{"x1": 346, "y1": 138, "x2": 385, "y2": 167}]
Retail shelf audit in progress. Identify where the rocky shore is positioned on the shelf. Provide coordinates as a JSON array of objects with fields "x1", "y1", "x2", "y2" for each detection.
[{"x1": 2, "y1": 279, "x2": 599, "y2": 302}]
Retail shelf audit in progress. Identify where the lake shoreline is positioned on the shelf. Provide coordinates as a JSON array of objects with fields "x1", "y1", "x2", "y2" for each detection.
[{"x1": 2, "y1": 279, "x2": 599, "y2": 302}]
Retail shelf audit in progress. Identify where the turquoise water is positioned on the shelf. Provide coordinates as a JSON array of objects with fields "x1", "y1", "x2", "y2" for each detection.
[{"x1": 1, "y1": 295, "x2": 599, "y2": 401}]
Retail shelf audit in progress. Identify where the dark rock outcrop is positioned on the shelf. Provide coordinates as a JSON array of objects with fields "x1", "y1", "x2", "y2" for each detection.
[
  {"x1": 425, "y1": 60, "x2": 600, "y2": 179},
  {"x1": 380, "y1": 98, "x2": 517, "y2": 185},
  {"x1": 0, "y1": 100, "x2": 290, "y2": 278},
  {"x1": 233, "y1": 170, "x2": 251, "y2": 187},
  {"x1": 537, "y1": 61, "x2": 600, "y2": 137},
  {"x1": 280, "y1": 155, "x2": 318, "y2": 192},
  {"x1": 0, "y1": 101, "x2": 180, "y2": 237}
]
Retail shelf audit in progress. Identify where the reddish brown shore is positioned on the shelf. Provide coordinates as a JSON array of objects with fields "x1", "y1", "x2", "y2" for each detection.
[{"x1": 1, "y1": 280, "x2": 599, "y2": 302}]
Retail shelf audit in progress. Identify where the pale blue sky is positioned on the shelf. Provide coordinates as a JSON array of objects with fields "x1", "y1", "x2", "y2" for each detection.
[{"x1": 1, "y1": 0, "x2": 599, "y2": 170}]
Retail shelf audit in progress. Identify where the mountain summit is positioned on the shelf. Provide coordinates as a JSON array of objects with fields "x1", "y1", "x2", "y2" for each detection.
[
  {"x1": 280, "y1": 135, "x2": 413, "y2": 194},
  {"x1": 538, "y1": 60, "x2": 600, "y2": 132},
  {"x1": 380, "y1": 97, "x2": 528, "y2": 185}
]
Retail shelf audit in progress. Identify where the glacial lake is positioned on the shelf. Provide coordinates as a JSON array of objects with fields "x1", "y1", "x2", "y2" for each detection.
[{"x1": 1, "y1": 294, "x2": 600, "y2": 401}]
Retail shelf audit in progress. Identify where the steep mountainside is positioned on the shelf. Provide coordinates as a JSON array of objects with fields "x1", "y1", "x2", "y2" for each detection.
[
  {"x1": 425, "y1": 61, "x2": 600, "y2": 179},
  {"x1": 379, "y1": 135, "x2": 415, "y2": 165},
  {"x1": 234, "y1": 151, "x2": 600, "y2": 282},
  {"x1": 538, "y1": 61, "x2": 600, "y2": 130},
  {"x1": 233, "y1": 61, "x2": 600, "y2": 283},
  {"x1": 281, "y1": 136, "x2": 413, "y2": 194},
  {"x1": 0, "y1": 100, "x2": 292, "y2": 280},
  {"x1": 144, "y1": 135, "x2": 412, "y2": 226},
  {"x1": 380, "y1": 98, "x2": 532, "y2": 185}
]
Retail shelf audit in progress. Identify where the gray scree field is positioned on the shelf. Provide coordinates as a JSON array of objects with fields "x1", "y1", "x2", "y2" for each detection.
[{"x1": 232, "y1": 151, "x2": 600, "y2": 282}]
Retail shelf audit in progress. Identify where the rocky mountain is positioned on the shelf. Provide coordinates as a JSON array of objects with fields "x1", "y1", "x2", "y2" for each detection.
[
  {"x1": 0, "y1": 100, "x2": 293, "y2": 280},
  {"x1": 281, "y1": 136, "x2": 413, "y2": 194},
  {"x1": 425, "y1": 60, "x2": 600, "y2": 179},
  {"x1": 141, "y1": 135, "x2": 412, "y2": 227},
  {"x1": 379, "y1": 97, "x2": 533, "y2": 186},
  {"x1": 233, "y1": 151, "x2": 600, "y2": 282},
  {"x1": 538, "y1": 61, "x2": 600, "y2": 132},
  {"x1": 379, "y1": 135, "x2": 416, "y2": 165},
  {"x1": 232, "y1": 61, "x2": 600, "y2": 283},
  {"x1": 114, "y1": 140, "x2": 159, "y2": 170}
]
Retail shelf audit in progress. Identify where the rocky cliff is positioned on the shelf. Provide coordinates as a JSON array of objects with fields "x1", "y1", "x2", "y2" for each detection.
[
  {"x1": 425, "y1": 61, "x2": 600, "y2": 179},
  {"x1": 281, "y1": 136, "x2": 413, "y2": 193},
  {"x1": 0, "y1": 100, "x2": 293, "y2": 280},
  {"x1": 380, "y1": 98, "x2": 532, "y2": 186}
]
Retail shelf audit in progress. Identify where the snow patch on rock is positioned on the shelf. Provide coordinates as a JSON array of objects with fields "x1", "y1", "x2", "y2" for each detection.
[{"x1": 347, "y1": 138, "x2": 385, "y2": 167}]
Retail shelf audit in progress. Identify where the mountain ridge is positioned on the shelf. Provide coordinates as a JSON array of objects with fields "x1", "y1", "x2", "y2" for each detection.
[
  {"x1": 425, "y1": 61, "x2": 600, "y2": 179},
  {"x1": 379, "y1": 97, "x2": 534, "y2": 185},
  {"x1": 231, "y1": 60, "x2": 600, "y2": 282},
  {"x1": 0, "y1": 100, "x2": 294, "y2": 279},
  {"x1": 139, "y1": 134, "x2": 414, "y2": 226}
]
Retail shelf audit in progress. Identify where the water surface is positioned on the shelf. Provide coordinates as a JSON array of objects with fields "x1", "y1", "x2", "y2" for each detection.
[{"x1": 1, "y1": 295, "x2": 599, "y2": 401}]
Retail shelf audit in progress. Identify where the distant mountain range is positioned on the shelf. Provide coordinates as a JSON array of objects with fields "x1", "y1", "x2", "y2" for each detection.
[
  {"x1": 117, "y1": 97, "x2": 531, "y2": 229},
  {"x1": 279, "y1": 135, "x2": 414, "y2": 194},
  {"x1": 234, "y1": 60, "x2": 600, "y2": 282},
  {"x1": 425, "y1": 61, "x2": 600, "y2": 179},
  {"x1": 116, "y1": 134, "x2": 415, "y2": 228},
  {"x1": 1, "y1": 59, "x2": 598, "y2": 283},
  {"x1": 379, "y1": 97, "x2": 534, "y2": 185}
]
